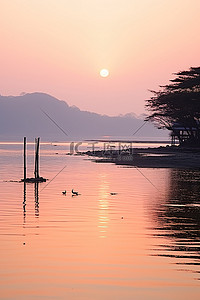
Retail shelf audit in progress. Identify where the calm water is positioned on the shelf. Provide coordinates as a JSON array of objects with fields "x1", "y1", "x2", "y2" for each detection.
[{"x1": 0, "y1": 142, "x2": 200, "y2": 300}]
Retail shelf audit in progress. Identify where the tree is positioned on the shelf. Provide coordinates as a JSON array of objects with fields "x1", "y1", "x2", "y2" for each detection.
[{"x1": 145, "y1": 67, "x2": 200, "y2": 146}]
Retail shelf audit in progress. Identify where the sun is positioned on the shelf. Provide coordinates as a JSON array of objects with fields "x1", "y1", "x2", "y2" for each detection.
[{"x1": 100, "y1": 69, "x2": 109, "y2": 78}]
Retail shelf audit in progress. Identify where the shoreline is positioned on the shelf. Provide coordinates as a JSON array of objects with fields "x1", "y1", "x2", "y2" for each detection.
[{"x1": 85, "y1": 146, "x2": 200, "y2": 169}]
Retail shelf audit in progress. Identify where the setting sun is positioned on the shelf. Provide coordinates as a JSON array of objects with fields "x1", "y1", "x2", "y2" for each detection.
[{"x1": 100, "y1": 69, "x2": 109, "y2": 78}]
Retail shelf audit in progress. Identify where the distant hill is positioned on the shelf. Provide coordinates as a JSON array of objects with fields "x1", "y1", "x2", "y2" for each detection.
[{"x1": 0, "y1": 92, "x2": 168, "y2": 141}]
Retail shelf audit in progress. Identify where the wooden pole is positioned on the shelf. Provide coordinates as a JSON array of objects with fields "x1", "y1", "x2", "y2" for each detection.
[
  {"x1": 24, "y1": 137, "x2": 26, "y2": 182},
  {"x1": 34, "y1": 138, "x2": 37, "y2": 178},
  {"x1": 36, "y1": 137, "x2": 40, "y2": 178},
  {"x1": 34, "y1": 137, "x2": 40, "y2": 179}
]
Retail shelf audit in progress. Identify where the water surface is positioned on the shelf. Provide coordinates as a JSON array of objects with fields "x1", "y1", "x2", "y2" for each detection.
[{"x1": 0, "y1": 142, "x2": 199, "y2": 299}]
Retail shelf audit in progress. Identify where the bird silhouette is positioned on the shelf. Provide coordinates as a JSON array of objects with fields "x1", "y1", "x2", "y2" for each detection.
[
  {"x1": 62, "y1": 190, "x2": 66, "y2": 195},
  {"x1": 72, "y1": 189, "x2": 78, "y2": 196}
]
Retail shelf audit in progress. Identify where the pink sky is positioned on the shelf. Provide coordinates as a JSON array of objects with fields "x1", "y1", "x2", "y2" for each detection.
[{"x1": 1, "y1": 0, "x2": 200, "y2": 116}]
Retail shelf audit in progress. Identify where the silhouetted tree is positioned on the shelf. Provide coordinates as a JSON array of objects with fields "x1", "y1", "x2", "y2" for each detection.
[{"x1": 145, "y1": 67, "x2": 200, "y2": 146}]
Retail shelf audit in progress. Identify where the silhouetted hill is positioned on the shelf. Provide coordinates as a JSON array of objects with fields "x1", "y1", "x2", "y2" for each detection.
[{"x1": 0, "y1": 92, "x2": 168, "y2": 141}]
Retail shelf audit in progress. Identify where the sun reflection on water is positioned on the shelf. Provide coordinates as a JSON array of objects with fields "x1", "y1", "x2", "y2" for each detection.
[{"x1": 98, "y1": 174, "x2": 110, "y2": 238}]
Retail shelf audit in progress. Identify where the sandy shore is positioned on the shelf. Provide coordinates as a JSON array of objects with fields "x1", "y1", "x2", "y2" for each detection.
[{"x1": 86, "y1": 146, "x2": 200, "y2": 169}]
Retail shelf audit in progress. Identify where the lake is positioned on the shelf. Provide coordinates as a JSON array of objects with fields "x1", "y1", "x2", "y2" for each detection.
[{"x1": 0, "y1": 141, "x2": 200, "y2": 299}]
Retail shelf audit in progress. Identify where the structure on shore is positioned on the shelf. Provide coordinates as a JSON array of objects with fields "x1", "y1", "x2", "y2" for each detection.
[
  {"x1": 21, "y1": 137, "x2": 46, "y2": 183},
  {"x1": 170, "y1": 123, "x2": 199, "y2": 146}
]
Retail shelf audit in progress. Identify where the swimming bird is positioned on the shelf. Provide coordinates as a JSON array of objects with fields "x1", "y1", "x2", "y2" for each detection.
[
  {"x1": 62, "y1": 190, "x2": 66, "y2": 195},
  {"x1": 110, "y1": 192, "x2": 118, "y2": 195},
  {"x1": 72, "y1": 189, "x2": 78, "y2": 196}
]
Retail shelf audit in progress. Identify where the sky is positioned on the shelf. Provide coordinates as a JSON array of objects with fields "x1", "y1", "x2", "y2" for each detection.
[{"x1": 1, "y1": 0, "x2": 200, "y2": 116}]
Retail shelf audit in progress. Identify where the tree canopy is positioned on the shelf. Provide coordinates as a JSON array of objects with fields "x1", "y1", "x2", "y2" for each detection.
[{"x1": 145, "y1": 67, "x2": 200, "y2": 145}]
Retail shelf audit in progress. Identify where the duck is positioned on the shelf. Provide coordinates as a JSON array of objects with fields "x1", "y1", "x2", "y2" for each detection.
[
  {"x1": 110, "y1": 192, "x2": 118, "y2": 195},
  {"x1": 62, "y1": 190, "x2": 66, "y2": 195},
  {"x1": 72, "y1": 189, "x2": 78, "y2": 196}
]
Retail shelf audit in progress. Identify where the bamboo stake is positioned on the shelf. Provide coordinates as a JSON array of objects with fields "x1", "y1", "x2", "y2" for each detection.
[
  {"x1": 24, "y1": 137, "x2": 26, "y2": 181},
  {"x1": 34, "y1": 138, "x2": 38, "y2": 178},
  {"x1": 34, "y1": 137, "x2": 40, "y2": 178},
  {"x1": 36, "y1": 137, "x2": 40, "y2": 178}
]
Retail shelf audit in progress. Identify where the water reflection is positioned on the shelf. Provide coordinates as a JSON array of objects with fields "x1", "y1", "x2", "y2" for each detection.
[
  {"x1": 23, "y1": 182, "x2": 40, "y2": 219},
  {"x1": 34, "y1": 182, "x2": 39, "y2": 217},
  {"x1": 98, "y1": 174, "x2": 110, "y2": 238},
  {"x1": 23, "y1": 181, "x2": 26, "y2": 222},
  {"x1": 152, "y1": 169, "x2": 200, "y2": 279}
]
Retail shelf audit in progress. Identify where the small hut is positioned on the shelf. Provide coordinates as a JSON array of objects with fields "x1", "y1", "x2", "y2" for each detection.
[{"x1": 170, "y1": 123, "x2": 199, "y2": 146}]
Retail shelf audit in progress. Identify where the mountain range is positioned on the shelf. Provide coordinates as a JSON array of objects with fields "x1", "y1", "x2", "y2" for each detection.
[{"x1": 0, "y1": 92, "x2": 168, "y2": 141}]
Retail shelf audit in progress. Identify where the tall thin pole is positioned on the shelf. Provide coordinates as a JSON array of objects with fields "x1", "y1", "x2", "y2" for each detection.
[
  {"x1": 34, "y1": 137, "x2": 40, "y2": 179},
  {"x1": 24, "y1": 137, "x2": 26, "y2": 182},
  {"x1": 34, "y1": 138, "x2": 37, "y2": 178},
  {"x1": 37, "y1": 137, "x2": 40, "y2": 178}
]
